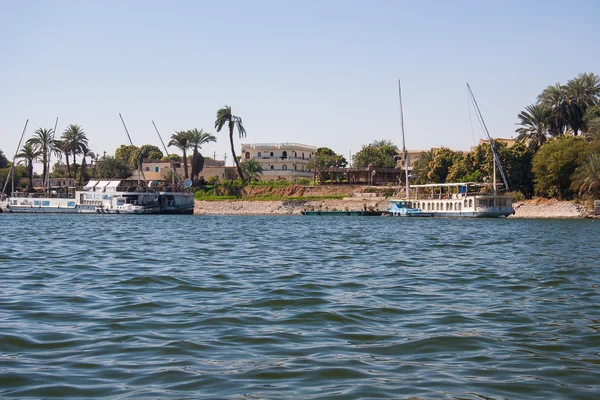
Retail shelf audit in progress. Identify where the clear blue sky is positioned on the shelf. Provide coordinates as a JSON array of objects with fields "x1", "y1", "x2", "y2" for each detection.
[{"x1": 2, "y1": 0, "x2": 599, "y2": 169}]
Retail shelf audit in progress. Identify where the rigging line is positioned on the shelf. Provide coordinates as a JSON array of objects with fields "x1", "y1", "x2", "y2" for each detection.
[
  {"x1": 467, "y1": 87, "x2": 477, "y2": 147},
  {"x1": 152, "y1": 120, "x2": 176, "y2": 188},
  {"x1": 2, "y1": 119, "x2": 29, "y2": 196},
  {"x1": 466, "y1": 83, "x2": 510, "y2": 191}
]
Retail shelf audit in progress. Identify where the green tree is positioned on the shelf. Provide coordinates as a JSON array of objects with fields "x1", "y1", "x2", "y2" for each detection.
[
  {"x1": 353, "y1": 140, "x2": 399, "y2": 168},
  {"x1": 162, "y1": 154, "x2": 182, "y2": 162},
  {"x1": 570, "y1": 153, "x2": 600, "y2": 196},
  {"x1": 516, "y1": 104, "x2": 554, "y2": 151},
  {"x1": 0, "y1": 149, "x2": 8, "y2": 169},
  {"x1": 79, "y1": 148, "x2": 96, "y2": 186},
  {"x1": 427, "y1": 147, "x2": 458, "y2": 183},
  {"x1": 188, "y1": 128, "x2": 217, "y2": 180},
  {"x1": 240, "y1": 159, "x2": 264, "y2": 182},
  {"x1": 168, "y1": 131, "x2": 191, "y2": 179},
  {"x1": 138, "y1": 144, "x2": 163, "y2": 161},
  {"x1": 26, "y1": 127, "x2": 54, "y2": 185},
  {"x1": 114, "y1": 144, "x2": 140, "y2": 169},
  {"x1": 16, "y1": 143, "x2": 42, "y2": 191},
  {"x1": 307, "y1": 147, "x2": 348, "y2": 170},
  {"x1": 538, "y1": 83, "x2": 569, "y2": 136},
  {"x1": 96, "y1": 156, "x2": 132, "y2": 179},
  {"x1": 215, "y1": 106, "x2": 247, "y2": 183},
  {"x1": 503, "y1": 142, "x2": 534, "y2": 197},
  {"x1": 532, "y1": 136, "x2": 587, "y2": 198}
]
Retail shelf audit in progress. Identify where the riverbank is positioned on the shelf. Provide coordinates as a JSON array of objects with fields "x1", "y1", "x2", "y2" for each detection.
[
  {"x1": 509, "y1": 199, "x2": 593, "y2": 219},
  {"x1": 195, "y1": 197, "x2": 596, "y2": 218}
]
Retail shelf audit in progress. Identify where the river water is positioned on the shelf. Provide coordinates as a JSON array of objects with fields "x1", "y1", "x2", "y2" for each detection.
[{"x1": 1, "y1": 214, "x2": 599, "y2": 399}]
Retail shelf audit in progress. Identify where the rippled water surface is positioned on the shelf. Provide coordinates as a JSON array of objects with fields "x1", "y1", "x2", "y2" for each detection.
[{"x1": 1, "y1": 214, "x2": 599, "y2": 399}]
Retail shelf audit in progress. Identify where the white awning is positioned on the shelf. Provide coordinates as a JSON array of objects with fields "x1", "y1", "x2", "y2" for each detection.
[
  {"x1": 95, "y1": 181, "x2": 111, "y2": 191},
  {"x1": 83, "y1": 181, "x2": 99, "y2": 191},
  {"x1": 105, "y1": 181, "x2": 121, "y2": 192}
]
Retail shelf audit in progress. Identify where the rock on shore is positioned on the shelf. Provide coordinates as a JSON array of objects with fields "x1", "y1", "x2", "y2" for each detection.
[
  {"x1": 509, "y1": 199, "x2": 589, "y2": 219},
  {"x1": 194, "y1": 198, "x2": 389, "y2": 215}
]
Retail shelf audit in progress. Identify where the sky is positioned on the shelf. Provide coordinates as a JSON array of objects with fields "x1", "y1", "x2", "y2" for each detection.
[{"x1": 1, "y1": 0, "x2": 599, "y2": 170}]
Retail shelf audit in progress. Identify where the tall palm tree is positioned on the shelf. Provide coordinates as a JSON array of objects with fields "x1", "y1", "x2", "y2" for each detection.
[
  {"x1": 538, "y1": 83, "x2": 568, "y2": 136},
  {"x1": 515, "y1": 104, "x2": 553, "y2": 151},
  {"x1": 26, "y1": 127, "x2": 54, "y2": 187},
  {"x1": 570, "y1": 153, "x2": 600, "y2": 196},
  {"x1": 54, "y1": 139, "x2": 72, "y2": 178},
  {"x1": 79, "y1": 147, "x2": 96, "y2": 186},
  {"x1": 564, "y1": 73, "x2": 600, "y2": 136},
  {"x1": 16, "y1": 143, "x2": 42, "y2": 191},
  {"x1": 188, "y1": 128, "x2": 217, "y2": 180},
  {"x1": 61, "y1": 124, "x2": 89, "y2": 179},
  {"x1": 215, "y1": 106, "x2": 247, "y2": 183},
  {"x1": 168, "y1": 131, "x2": 191, "y2": 179}
]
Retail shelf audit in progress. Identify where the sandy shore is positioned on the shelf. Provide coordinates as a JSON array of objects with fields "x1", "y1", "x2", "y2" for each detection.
[{"x1": 195, "y1": 197, "x2": 596, "y2": 218}]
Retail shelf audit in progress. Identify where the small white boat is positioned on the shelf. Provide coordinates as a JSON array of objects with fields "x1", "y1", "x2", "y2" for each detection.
[{"x1": 388, "y1": 199, "x2": 433, "y2": 217}]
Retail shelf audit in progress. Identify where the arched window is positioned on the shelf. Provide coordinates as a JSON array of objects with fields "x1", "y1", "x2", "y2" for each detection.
[
  {"x1": 258, "y1": 152, "x2": 262, "y2": 157},
  {"x1": 469, "y1": 199, "x2": 473, "y2": 207},
  {"x1": 245, "y1": 152, "x2": 250, "y2": 160},
  {"x1": 270, "y1": 152, "x2": 274, "y2": 157},
  {"x1": 294, "y1": 152, "x2": 297, "y2": 157},
  {"x1": 282, "y1": 165, "x2": 287, "y2": 170},
  {"x1": 294, "y1": 165, "x2": 297, "y2": 170},
  {"x1": 458, "y1": 202, "x2": 461, "y2": 211},
  {"x1": 282, "y1": 151, "x2": 288, "y2": 158},
  {"x1": 270, "y1": 165, "x2": 274, "y2": 170},
  {"x1": 464, "y1": 199, "x2": 468, "y2": 208},
  {"x1": 302, "y1": 152, "x2": 305, "y2": 159}
]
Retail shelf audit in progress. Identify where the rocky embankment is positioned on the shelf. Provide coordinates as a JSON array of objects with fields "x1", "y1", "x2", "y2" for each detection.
[
  {"x1": 194, "y1": 197, "x2": 389, "y2": 215},
  {"x1": 509, "y1": 199, "x2": 592, "y2": 219}
]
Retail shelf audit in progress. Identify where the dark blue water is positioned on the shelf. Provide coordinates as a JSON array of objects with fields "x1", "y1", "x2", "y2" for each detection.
[{"x1": 1, "y1": 214, "x2": 599, "y2": 399}]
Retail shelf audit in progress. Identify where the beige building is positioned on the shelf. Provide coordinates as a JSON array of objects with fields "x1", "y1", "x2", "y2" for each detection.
[
  {"x1": 241, "y1": 143, "x2": 317, "y2": 181},
  {"x1": 396, "y1": 149, "x2": 427, "y2": 172},
  {"x1": 141, "y1": 159, "x2": 237, "y2": 182}
]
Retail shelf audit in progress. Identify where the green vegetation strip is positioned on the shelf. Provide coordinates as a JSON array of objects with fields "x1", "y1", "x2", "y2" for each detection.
[{"x1": 194, "y1": 194, "x2": 346, "y2": 201}]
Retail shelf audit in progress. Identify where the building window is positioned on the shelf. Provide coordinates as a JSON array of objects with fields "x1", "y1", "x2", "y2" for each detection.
[
  {"x1": 302, "y1": 152, "x2": 305, "y2": 159},
  {"x1": 155, "y1": 167, "x2": 159, "y2": 172},
  {"x1": 145, "y1": 167, "x2": 149, "y2": 171},
  {"x1": 270, "y1": 152, "x2": 274, "y2": 157},
  {"x1": 282, "y1": 165, "x2": 287, "y2": 170},
  {"x1": 469, "y1": 199, "x2": 473, "y2": 207},
  {"x1": 282, "y1": 151, "x2": 287, "y2": 158},
  {"x1": 270, "y1": 165, "x2": 274, "y2": 170},
  {"x1": 258, "y1": 152, "x2": 261, "y2": 157},
  {"x1": 245, "y1": 152, "x2": 250, "y2": 160},
  {"x1": 294, "y1": 165, "x2": 297, "y2": 170},
  {"x1": 294, "y1": 152, "x2": 297, "y2": 157}
]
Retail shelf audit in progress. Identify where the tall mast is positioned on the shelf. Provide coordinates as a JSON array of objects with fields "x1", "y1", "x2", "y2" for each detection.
[
  {"x1": 46, "y1": 117, "x2": 59, "y2": 193},
  {"x1": 398, "y1": 80, "x2": 409, "y2": 198},
  {"x1": 466, "y1": 83, "x2": 509, "y2": 193},
  {"x1": 152, "y1": 120, "x2": 176, "y2": 188},
  {"x1": 2, "y1": 119, "x2": 29, "y2": 197},
  {"x1": 119, "y1": 113, "x2": 146, "y2": 185}
]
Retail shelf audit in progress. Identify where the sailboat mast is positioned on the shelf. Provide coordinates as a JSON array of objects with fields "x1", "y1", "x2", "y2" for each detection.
[
  {"x1": 119, "y1": 113, "x2": 146, "y2": 186},
  {"x1": 398, "y1": 80, "x2": 409, "y2": 198},
  {"x1": 46, "y1": 117, "x2": 59, "y2": 194},
  {"x1": 2, "y1": 119, "x2": 29, "y2": 197},
  {"x1": 466, "y1": 83, "x2": 509, "y2": 193},
  {"x1": 152, "y1": 120, "x2": 176, "y2": 188}
]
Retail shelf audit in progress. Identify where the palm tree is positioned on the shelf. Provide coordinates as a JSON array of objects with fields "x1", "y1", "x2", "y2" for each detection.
[
  {"x1": 215, "y1": 106, "x2": 247, "y2": 183},
  {"x1": 168, "y1": 131, "x2": 191, "y2": 179},
  {"x1": 240, "y1": 160, "x2": 263, "y2": 182},
  {"x1": 538, "y1": 83, "x2": 569, "y2": 136},
  {"x1": 570, "y1": 153, "x2": 600, "y2": 196},
  {"x1": 564, "y1": 73, "x2": 600, "y2": 136},
  {"x1": 54, "y1": 139, "x2": 72, "y2": 178},
  {"x1": 16, "y1": 143, "x2": 42, "y2": 191},
  {"x1": 515, "y1": 104, "x2": 553, "y2": 151},
  {"x1": 61, "y1": 124, "x2": 88, "y2": 179},
  {"x1": 411, "y1": 148, "x2": 437, "y2": 184},
  {"x1": 79, "y1": 147, "x2": 96, "y2": 186},
  {"x1": 26, "y1": 127, "x2": 54, "y2": 187},
  {"x1": 188, "y1": 128, "x2": 217, "y2": 180}
]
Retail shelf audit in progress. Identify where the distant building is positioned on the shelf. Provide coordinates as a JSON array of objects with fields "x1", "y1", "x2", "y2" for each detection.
[
  {"x1": 141, "y1": 159, "x2": 237, "y2": 182},
  {"x1": 240, "y1": 143, "x2": 317, "y2": 181},
  {"x1": 396, "y1": 149, "x2": 427, "y2": 172},
  {"x1": 32, "y1": 177, "x2": 76, "y2": 189},
  {"x1": 470, "y1": 138, "x2": 516, "y2": 152}
]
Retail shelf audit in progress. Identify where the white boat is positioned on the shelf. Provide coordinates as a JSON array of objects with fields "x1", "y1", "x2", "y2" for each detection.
[
  {"x1": 388, "y1": 82, "x2": 514, "y2": 218},
  {"x1": 390, "y1": 182, "x2": 514, "y2": 218},
  {"x1": 0, "y1": 180, "x2": 194, "y2": 214}
]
